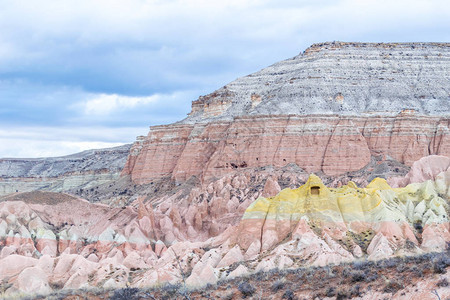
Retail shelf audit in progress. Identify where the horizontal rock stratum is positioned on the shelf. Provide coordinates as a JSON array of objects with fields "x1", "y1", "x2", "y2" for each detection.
[
  {"x1": 123, "y1": 114, "x2": 449, "y2": 183},
  {"x1": 185, "y1": 42, "x2": 450, "y2": 123},
  {"x1": 123, "y1": 42, "x2": 450, "y2": 185},
  {"x1": 0, "y1": 145, "x2": 131, "y2": 199}
]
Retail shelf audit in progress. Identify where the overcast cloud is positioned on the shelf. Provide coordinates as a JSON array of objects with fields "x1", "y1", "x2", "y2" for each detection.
[{"x1": 1, "y1": 0, "x2": 449, "y2": 157}]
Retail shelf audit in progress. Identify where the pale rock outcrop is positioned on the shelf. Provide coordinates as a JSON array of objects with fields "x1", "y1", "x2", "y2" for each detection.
[
  {"x1": 0, "y1": 158, "x2": 449, "y2": 296},
  {"x1": 216, "y1": 245, "x2": 244, "y2": 268},
  {"x1": 227, "y1": 264, "x2": 249, "y2": 279},
  {"x1": 0, "y1": 255, "x2": 38, "y2": 280},
  {"x1": 0, "y1": 145, "x2": 131, "y2": 199},
  {"x1": 389, "y1": 155, "x2": 450, "y2": 187},
  {"x1": 15, "y1": 267, "x2": 51, "y2": 295}
]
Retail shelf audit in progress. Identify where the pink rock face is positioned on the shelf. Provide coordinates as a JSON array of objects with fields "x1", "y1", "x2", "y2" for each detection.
[
  {"x1": 15, "y1": 266, "x2": 51, "y2": 295},
  {"x1": 389, "y1": 155, "x2": 450, "y2": 187},
  {"x1": 262, "y1": 176, "x2": 281, "y2": 197},
  {"x1": 123, "y1": 115, "x2": 449, "y2": 184}
]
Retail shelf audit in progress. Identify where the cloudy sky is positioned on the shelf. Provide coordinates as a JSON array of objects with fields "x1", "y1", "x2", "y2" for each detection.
[{"x1": 1, "y1": 0, "x2": 449, "y2": 158}]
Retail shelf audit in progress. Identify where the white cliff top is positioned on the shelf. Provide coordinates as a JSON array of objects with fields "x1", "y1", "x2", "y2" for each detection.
[{"x1": 183, "y1": 42, "x2": 450, "y2": 123}]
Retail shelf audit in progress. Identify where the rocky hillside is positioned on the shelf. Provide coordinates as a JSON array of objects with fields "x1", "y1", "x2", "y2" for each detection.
[
  {"x1": 185, "y1": 42, "x2": 450, "y2": 123},
  {"x1": 123, "y1": 115, "x2": 449, "y2": 184},
  {"x1": 123, "y1": 42, "x2": 450, "y2": 188},
  {"x1": 0, "y1": 156, "x2": 448, "y2": 298},
  {"x1": 0, "y1": 42, "x2": 449, "y2": 298},
  {"x1": 0, "y1": 145, "x2": 131, "y2": 197}
]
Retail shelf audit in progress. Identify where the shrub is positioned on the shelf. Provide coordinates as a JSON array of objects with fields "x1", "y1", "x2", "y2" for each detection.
[
  {"x1": 383, "y1": 280, "x2": 403, "y2": 293},
  {"x1": 271, "y1": 279, "x2": 285, "y2": 292},
  {"x1": 433, "y1": 255, "x2": 450, "y2": 274},
  {"x1": 350, "y1": 284, "x2": 361, "y2": 297},
  {"x1": 336, "y1": 288, "x2": 350, "y2": 300},
  {"x1": 237, "y1": 282, "x2": 255, "y2": 298},
  {"x1": 342, "y1": 266, "x2": 352, "y2": 278},
  {"x1": 111, "y1": 287, "x2": 139, "y2": 300},
  {"x1": 350, "y1": 270, "x2": 365, "y2": 282},
  {"x1": 160, "y1": 284, "x2": 180, "y2": 298},
  {"x1": 436, "y1": 278, "x2": 448, "y2": 287},
  {"x1": 282, "y1": 289, "x2": 296, "y2": 300},
  {"x1": 364, "y1": 272, "x2": 378, "y2": 282},
  {"x1": 396, "y1": 262, "x2": 407, "y2": 273},
  {"x1": 325, "y1": 287, "x2": 336, "y2": 297}
]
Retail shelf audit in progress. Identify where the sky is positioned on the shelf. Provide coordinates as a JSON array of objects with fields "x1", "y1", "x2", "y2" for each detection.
[{"x1": 1, "y1": 0, "x2": 449, "y2": 158}]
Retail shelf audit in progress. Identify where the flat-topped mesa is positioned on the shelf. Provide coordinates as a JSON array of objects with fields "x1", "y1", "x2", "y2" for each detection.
[
  {"x1": 122, "y1": 42, "x2": 450, "y2": 185},
  {"x1": 183, "y1": 42, "x2": 450, "y2": 123}
]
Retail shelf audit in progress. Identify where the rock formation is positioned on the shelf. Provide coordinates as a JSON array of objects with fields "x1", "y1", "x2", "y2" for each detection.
[
  {"x1": 124, "y1": 42, "x2": 450, "y2": 185},
  {"x1": 0, "y1": 42, "x2": 449, "y2": 297},
  {"x1": 185, "y1": 42, "x2": 450, "y2": 123},
  {"x1": 0, "y1": 160, "x2": 448, "y2": 296},
  {"x1": 123, "y1": 114, "x2": 449, "y2": 183},
  {"x1": 0, "y1": 145, "x2": 131, "y2": 200}
]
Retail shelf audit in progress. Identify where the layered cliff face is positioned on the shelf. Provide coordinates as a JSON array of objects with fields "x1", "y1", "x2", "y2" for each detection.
[
  {"x1": 124, "y1": 42, "x2": 450, "y2": 186},
  {"x1": 0, "y1": 145, "x2": 131, "y2": 198},
  {"x1": 123, "y1": 114, "x2": 449, "y2": 183},
  {"x1": 184, "y1": 42, "x2": 450, "y2": 123}
]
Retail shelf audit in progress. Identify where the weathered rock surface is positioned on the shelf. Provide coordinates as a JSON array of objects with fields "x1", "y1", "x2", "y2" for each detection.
[
  {"x1": 0, "y1": 163, "x2": 448, "y2": 296},
  {"x1": 123, "y1": 42, "x2": 450, "y2": 186},
  {"x1": 389, "y1": 155, "x2": 450, "y2": 187},
  {"x1": 185, "y1": 42, "x2": 450, "y2": 123},
  {"x1": 124, "y1": 115, "x2": 449, "y2": 183},
  {"x1": 0, "y1": 144, "x2": 131, "y2": 198}
]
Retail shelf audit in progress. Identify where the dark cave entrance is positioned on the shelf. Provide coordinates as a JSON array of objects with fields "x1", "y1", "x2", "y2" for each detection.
[{"x1": 311, "y1": 186, "x2": 320, "y2": 195}]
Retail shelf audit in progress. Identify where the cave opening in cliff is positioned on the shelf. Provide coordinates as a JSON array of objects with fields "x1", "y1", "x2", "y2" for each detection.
[{"x1": 311, "y1": 186, "x2": 320, "y2": 195}]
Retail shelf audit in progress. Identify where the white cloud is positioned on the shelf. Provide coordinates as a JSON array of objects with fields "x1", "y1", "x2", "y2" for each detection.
[
  {"x1": 79, "y1": 94, "x2": 160, "y2": 115},
  {"x1": 0, "y1": 126, "x2": 148, "y2": 158},
  {"x1": 0, "y1": 139, "x2": 125, "y2": 158}
]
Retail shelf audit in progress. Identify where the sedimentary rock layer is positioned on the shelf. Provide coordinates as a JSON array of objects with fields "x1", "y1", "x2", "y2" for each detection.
[
  {"x1": 185, "y1": 42, "x2": 450, "y2": 123},
  {"x1": 0, "y1": 144, "x2": 131, "y2": 197},
  {"x1": 124, "y1": 114, "x2": 449, "y2": 183}
]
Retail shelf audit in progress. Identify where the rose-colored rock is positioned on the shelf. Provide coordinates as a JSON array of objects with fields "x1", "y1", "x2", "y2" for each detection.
[
  {"x1": 0, "y1": 254, "x2": 38, "y2": 280},
  {"x1": 262, "y1": 176, "x2": 281, "y2": 197},
  {"x1": 123, "y1": 115, "x2": 449, "y2": 183},
  {"x1": 16, "y1": 267, "x2": 52, "y2": 295},
  {"x1": 389, "y1": 155, "x2": 450, "y2": 187},
  {"x1": 0, "y1": 155, "x2": 449, "y2": 296},
  {"x1": 216, "y1": 245, "x2": 244, "y2": 268},
  {"x1": 227, "y1": 264, "x2": 249, "y2": 279}
]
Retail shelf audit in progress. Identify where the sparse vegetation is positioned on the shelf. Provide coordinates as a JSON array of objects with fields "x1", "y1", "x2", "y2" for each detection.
[
  {"x1": 271, "y1": 278, "x2": 285, "y2": 292},
  {"x1": 237, "y1": 281, "x2": 255, "y2": 298},
  {"x1": 436, "y1": 278, "x2": 448, "y2": 287},
  {"x1": 282, "y1": 289, "x2": 296, "y2": 300},
  {"x1": 383, "y1": 279, "x2": 403, "y2": 293},
  {"x1": 16, "y1": 250, "x2": 449, "y2": 300},
  {"x1": 111, "y1": 287, "x2": 139, "y2": 300},
  {"x1": 433, "y1": 254, "x2": 450, "y2": 274}
]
